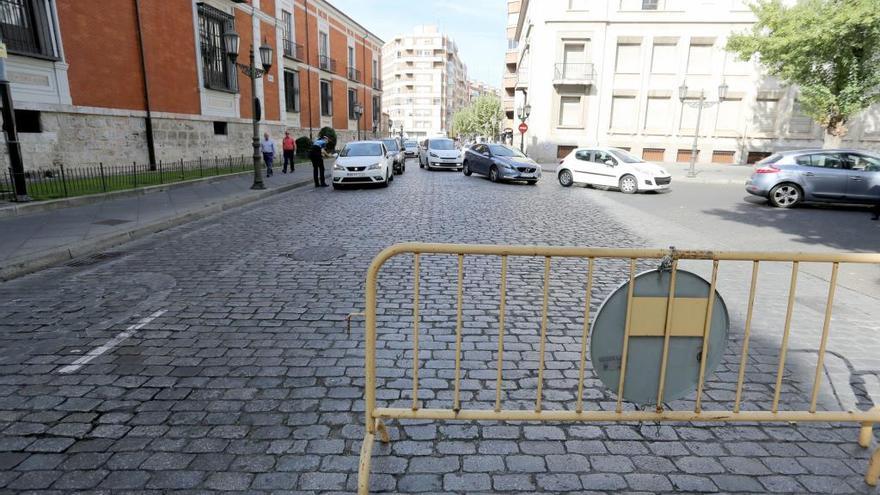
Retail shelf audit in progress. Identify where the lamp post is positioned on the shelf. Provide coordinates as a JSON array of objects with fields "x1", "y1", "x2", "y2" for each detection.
[
  {"x1": 517, "y1": 103, "x2": 531, "y2": 153},
  {"x1": 678, "y1": 80, "x2": 728, "y2": 178},
  {"x1": 223, "y1": 30, "x2": 273, "y2": 190},
  {"x1": 0, "y1": 38, "x2": 29, "y2": 202},
  {"x1": 354, "y1": 103, "x2": 364, "y2": 141}
]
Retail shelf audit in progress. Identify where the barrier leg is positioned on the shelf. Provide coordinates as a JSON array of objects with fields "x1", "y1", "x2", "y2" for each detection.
[
  {"x1": 376, "y1": 418, "x2": 390, "y2": 443},
  {"x1": 867, "y1": 446, "x2": 880, "y2": 486},
  {"x1": 859, "y1": 407, "x2": 878, "y2": 448},
  {"x1": 358, "y1": 430, "x2": 376, "y2": 495}
]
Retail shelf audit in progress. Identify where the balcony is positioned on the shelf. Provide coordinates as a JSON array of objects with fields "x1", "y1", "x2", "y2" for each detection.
[
  {"x1": 319, "y1": 55, "x2": 337, "y2": 73},
  {"x1": 347, "y1": 66, "x2": 361, "y2": 82},
  {"x1": 503, "y1": 73, "x2": 517, "y2": 90},
  {"x1": 505, "y1": 50, "x2": 518, "y2": 66},
  {"x1": 553, "y1": 63, "x2": 595, "y2": 85},
  {"x1": 372, "y1": 78, "x2": 382, "y2": 91},
  {"x1": 282, "y1": 38, "x2": 304, "y2": 61}
]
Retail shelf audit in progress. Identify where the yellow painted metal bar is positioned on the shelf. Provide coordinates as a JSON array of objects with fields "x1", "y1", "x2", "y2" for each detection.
[
  {"x1": 535, "y1": 257, "x2": 551, "y2": 413},
  {"x1": 495, "y1": 255, "x2": 508, "y2": 412},
  {"x1": 868, "y1": 446, "x2": 880, "y2": 486},
  {"x1": 656, "y1": 260, "x2": 679, "y2": 411},
  {"x1": 576, "y1": 258, "x2": 595, "y2": 414},
  {"x1": 809, "y1": 262, "x2": 839, "y2": 413},
  {"x1": 411, "y1": 253, "x2": 421, "y2": 411},
  {"x1": 452, "y1": 254, "x2": 464, "y2": 412},
  {"x1": 734, "y1": 260, "x2": 759, "y2": 414},
  {"x1": 772, "y1": 261, "x2": 799, "y2": 413},
  {"x1": 357, "y1": 431, "x2": 375, "y2": 495},
  {"x1": 616, "y1": 259, "x2": 637, "y2": 413},
  {"x1": 694, "y1": 260, "x2": 720, "y2": 413},
  {"x1": 372, "y1": 406, "x2": 880, "y2": 423},
  {"x1": 859, "y1": 407, "x2": 878, "y2": 448}
]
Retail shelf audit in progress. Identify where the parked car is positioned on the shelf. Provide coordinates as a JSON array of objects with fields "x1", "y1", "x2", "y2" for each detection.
[
  {"x1": 557, "y1": 147, "x2": 671, "y2": 194},
  {"x1": 381, "y1": 138, "x2": 405, "y2": 174},
  {"x1": 403, "y1": 139, "x2": 419, "y2": 158},
  {"x1": 745, "y1": 149, "x2": 880, "y2": 208},
  {"x1": 419, "y1": 138, "x2": 463, "y2": 171},
  {"x1": 331, "y1": 141, "x2": 394, "y2": 189},
  {"x1": 463, "y1": 143, "x2": 541, "y2": 184}
]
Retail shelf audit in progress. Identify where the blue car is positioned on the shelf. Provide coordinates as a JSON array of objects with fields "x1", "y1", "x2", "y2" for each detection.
[{"x1": 463, "y1": 143, "x2": 542, "y2": 184}]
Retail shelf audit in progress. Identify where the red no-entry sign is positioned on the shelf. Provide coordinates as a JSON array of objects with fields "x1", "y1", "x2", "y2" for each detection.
[{"x1": 518, "y1": 122, "x2": 528, "y2": 134}]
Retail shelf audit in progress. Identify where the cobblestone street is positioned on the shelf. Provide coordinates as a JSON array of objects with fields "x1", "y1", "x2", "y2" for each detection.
[{"x1": 0, "y1": 162, "x2": 878, "y2": 493}]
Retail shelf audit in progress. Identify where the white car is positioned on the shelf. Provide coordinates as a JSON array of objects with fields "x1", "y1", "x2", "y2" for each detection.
[
  {"x1": 332, "y1": 141, "x2": 394, "y2": 189},
  {"x1": 419, "y1": 138, "x2": 463, "y2": 171},
  {"x1": 557, "y1": 147, "x2": 672, "y2": 193}
]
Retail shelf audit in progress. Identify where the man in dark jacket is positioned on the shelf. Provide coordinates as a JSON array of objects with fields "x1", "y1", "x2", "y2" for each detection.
[{"x1": 309, "y1": 132, "x2": 329, "y2": 187}]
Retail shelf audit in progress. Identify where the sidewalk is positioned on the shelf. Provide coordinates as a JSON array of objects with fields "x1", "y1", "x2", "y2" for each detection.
[
  {"x1": 539, "y1": 161, "x2": 754, "y2": 185},
  {"x1": 0, "y1": 163, "x2": 322, "y2": 281}
]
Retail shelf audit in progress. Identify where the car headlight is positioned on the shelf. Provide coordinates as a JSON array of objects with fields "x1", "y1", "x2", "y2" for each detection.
[
  {"x1": 500, "y1": 162, "x2": 515, "y2": 170},
  {"x1": 333, "y1": 163, "x2": 344, "y2": 171},
  {"x1": 429, "y1": 152, "x2": 439, "y2": 158},
  {"x1": 367, "y1": 163, "x2": 381, "y2": 170}
]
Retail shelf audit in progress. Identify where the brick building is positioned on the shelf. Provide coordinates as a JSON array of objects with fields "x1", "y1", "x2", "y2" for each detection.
[{"x1": 0, "y1": 0, "x2": 383, "y2": 170}]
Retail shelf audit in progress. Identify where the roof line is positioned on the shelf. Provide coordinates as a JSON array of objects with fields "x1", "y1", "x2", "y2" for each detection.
[{"x1": 319, "y1": 0, "x2": 385, "y2": 44}]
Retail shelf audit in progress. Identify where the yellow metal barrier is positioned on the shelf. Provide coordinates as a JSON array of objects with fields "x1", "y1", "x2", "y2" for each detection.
[{"x1": 358, "y1": 243, "x2": 880, "y2": 494}]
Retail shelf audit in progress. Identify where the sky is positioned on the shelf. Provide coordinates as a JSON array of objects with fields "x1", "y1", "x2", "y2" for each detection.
[{"x1": 329, "y1": 0, "x2": 508, "y2": 87}]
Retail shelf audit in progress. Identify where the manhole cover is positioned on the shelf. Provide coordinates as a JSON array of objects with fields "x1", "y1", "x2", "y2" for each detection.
[
  {"x1": 66, "y1": 251, "x2": 128, "y2": 267},
  {"x1": 93, "y1": 218, "x2": 132, "y2": 226},
  {"x1": 282, "y1": 247, "x2": 347, "y2": 262}
]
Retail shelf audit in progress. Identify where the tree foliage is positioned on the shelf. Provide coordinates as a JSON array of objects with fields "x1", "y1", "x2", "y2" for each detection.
[
  {"x1": 726, "y1": 0, "x2": 880, "y2": 146},
  {"x1": 451, "y1": 95, "x2": 504, "y2": 140}
]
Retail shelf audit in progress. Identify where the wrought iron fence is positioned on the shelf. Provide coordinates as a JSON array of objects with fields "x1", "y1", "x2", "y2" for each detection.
[
  {"x1": 347, "y1": 66, "x2": 361, "y2": 82},
  {"x1": 319, "y1": 55, "x2": 337, "y2": 73},
  {"x1": 282, "y1": 38, "x2": 304, "y2": 61},
  {"x1": 0, "y1": 155, "x2": 250, "y2": 202}
]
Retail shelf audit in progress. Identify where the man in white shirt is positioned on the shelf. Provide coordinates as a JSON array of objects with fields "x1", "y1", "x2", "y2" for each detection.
[{"x1": 260, "y1": 133, "x2": 276, "y2": 177}]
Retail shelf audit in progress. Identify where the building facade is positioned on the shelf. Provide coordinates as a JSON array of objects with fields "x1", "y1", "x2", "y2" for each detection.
[
  {"x1": 467, "y1": 80, "x2": 501, "y2": 103},
  {"x1": 381, "y1": 25, "x2": 469, "y2": 140},
  {"x1": 509, "y1": 0, "x2": 880, "y2": 163},
  {"x1": 502, "y1": 0, "x2": 521, "y2": 141},
  {"x1": 0, "y1": 0, "x2": 383, "y2": 171}
]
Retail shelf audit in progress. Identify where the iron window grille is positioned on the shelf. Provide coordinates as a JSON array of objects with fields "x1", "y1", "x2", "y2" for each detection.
[
  {"x1": 0, "y1": 0, "x2": 58, "y2": 59},
  {"x1": 284, "y1": 70, "x2": 300, "y2": 113},
  {"x1": 197, "y1": 3, "x2": 237, "y2": 92}
]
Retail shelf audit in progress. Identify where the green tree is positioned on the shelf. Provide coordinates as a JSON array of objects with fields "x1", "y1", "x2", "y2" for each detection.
[
  {"x1": 726, "y1": 0, "x2": 880, "y2": 147},
  {"x1": 470, "y1": 95, "x2": 504, "y2": 141},
  {"x1": 451, "y1": 106, "x2": 476, "y2": 139}
]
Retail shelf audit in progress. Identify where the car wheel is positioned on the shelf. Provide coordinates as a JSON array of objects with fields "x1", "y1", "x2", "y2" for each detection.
[
  {"x1": 463, "y1": 162, "x2": 472, "y2": 176},
  {"x1": 558, "y1": 169, "x2": 573, "y2": 187},
  {"x1": 769, "y1": 183, "x2": 802, "y2": 208},
  {"x1": 619, "y1": 174, "x2": 638, "y2": 194},
  {"x1": 489, "y1": 166, "x2": 499, "y2": 183},
  {"x1": 379, "y1": 175, "x2": 389, "y2": 188}
]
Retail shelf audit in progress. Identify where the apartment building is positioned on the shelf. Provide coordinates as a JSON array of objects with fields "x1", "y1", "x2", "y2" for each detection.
[
  {"x1": 381, "y1": 25, "x2": 469, "y2": 139},
  {"x1": 0, "y1": 0, "x2": 382, "y2": 171},
  {"x1": 509, "y1": 0, "x2": 880, "y2": 163},
  {"x1": 467, "y1": 80, "x2": 501, "y2": 103},
  {"x1": 502, "y1": 0, "x2": 521, "y2": 141}
]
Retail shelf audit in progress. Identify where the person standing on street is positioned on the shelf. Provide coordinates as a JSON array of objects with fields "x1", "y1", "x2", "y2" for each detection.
[
  {"x1": 261, "y1": 132, "x2": 276, "y2": 177},
  {"x1": 309, "y1": 132, "x2": 329, "y2": 187},
  {"x1": 282, "y1": 131, "x2": 296, "y2": 173}
]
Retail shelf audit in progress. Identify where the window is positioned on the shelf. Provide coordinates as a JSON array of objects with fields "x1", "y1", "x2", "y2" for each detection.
[
  {"x1": 198, "y1": 4, "x2": 236, "y2": 92},
  {"x1": 642, "y1": 0, "x2": 659, "y2": 9},
  {"x1": 213, "y1": 121, "x2": 227, "y2": 135},
  {"x1": 558, "y1": 96, "x2": 583, "y2": 127},
  {"x1": 610, "y1": 96, "x2": 637, "y2": 130},
  {"x1": 644, "y1": 97, "x2": 671, "y2": 131},
  {"x1": 568, "y1": 0, "x2": 589, "y2": 9},
  {"x1": 561, "y1": 42, "x2": 588, "y2": 78},
  {"x1": 594, "y1": 150, "x2": 618, "y2": 165},
  {"x1": 319, "y1": 31, "x2": 329, "y2": 58},
  {"x1": 615, "y1": 43, "x2": 641, "y2": 74},
  {"x1": 320, "y1": 80, "x2": 332, "y2": 116},
  {"x1": 843, "y1": 153, "x2": 880, "y2": 172},
  {"x1": 754, "y1": 98, "x2": 778, "y2": 133},
  {"x1": 687, "y1": 44, "x2": 713, "y2": 75},
  {"x1": 14, "y1": 109, "x2": 40, "y2": 133},
  {"x1": 789, "y1": 100, "x2": 813, "y2": 134},
  {"x1": 281, "y1": 10, "x2": 292, "y2": 42},
  {"x1": 348, "y1": 89, "x2": 358, "y2": 120},
  {"x1": 348, "y1": 45, "x2": 355, "y2": 69},
  {"x1": 795, "y1": 153, "x2": 846, "y2": 169},
  {"x1": 284, "y1": 70, "x2": 300, "y2": 113},
  {"x1": 373, "y1": 96, "x2": 381, "y2": 125},
  {"x1": 651, "y1": 43, "x2": 676, "y2": 74},
  {"x1": 575, "y1": 150, "x2": 592, "y2": 161},
  {"x1": 0, "y1": 0, "x2": 57, "y2": 58}
]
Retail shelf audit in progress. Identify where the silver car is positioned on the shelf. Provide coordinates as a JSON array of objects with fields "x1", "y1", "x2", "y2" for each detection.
[{"x1": 745, "y1": 149, "x2": 880, "y2": 208}]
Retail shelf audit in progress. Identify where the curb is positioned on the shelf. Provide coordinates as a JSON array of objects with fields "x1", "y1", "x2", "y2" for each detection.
[{"x1": 0, "y1": 174, "x2": 318, "y2": 281}]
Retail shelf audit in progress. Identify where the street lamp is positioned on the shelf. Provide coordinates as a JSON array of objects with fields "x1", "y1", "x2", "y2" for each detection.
[
  {"x1": 224, "y1": 30, "x2": 273, "y2": 190},
  {"x1": 517, "y1": 102, "x2": 531, "y2": 153},
  {"x1": 678, "y1": 80, "x2": 728, "y2": 178},
  {"x1": 354, "y1": 103, "x2": 364, "y2": 141}
]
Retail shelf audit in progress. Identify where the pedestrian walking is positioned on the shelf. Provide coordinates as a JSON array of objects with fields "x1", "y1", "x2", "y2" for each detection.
[
  {"x1": 309, "y1": 132, "x2": 330, "y2": 187},
  {"x1": 261, "y1": 133, "x2": 276, "y2": 177},
  {"x1": 282, "y1": 131, "x2": 296, "y2": 173}
]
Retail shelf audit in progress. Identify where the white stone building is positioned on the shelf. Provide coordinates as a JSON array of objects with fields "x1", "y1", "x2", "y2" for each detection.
[
  {"x1": 509, "y1": 0, "x2": 880, "y2": 163},
  {"x1": 382, "y1": 26, "x2": 469, "y2": 139}
]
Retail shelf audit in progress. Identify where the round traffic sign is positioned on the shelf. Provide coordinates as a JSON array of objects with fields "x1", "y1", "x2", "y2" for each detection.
[
  {"x1": 590, "y1": 269, "x2": 729, "y2": 405},
  {"x1": 518, "y1": 122, "x2": 528, "y2": 134}
]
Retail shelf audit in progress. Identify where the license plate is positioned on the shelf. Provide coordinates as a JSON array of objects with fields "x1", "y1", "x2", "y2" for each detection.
[
  {"x1": 520, "y1": 173, "x2": 535, "y2": 178},
  {"x1": 348, "y1": 172, "x2": 365, "y2": 177}
]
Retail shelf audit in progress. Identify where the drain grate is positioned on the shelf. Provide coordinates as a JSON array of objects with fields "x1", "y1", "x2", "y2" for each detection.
[
  {"x1": 66, "y1": 251, "x2": 129, "y2": 267},
  {"x1": 281, "y1": 247, "x2": 347, "y2": 262},
  {"x1": 93, "y1": 218, "x2": 132, "y2": 226}
]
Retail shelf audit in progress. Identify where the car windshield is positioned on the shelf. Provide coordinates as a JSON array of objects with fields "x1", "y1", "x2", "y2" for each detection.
[
  {"x1": 430, "y1": 139, "x2": 455, "y2": 151},
  {"x1": 340, "y1": 143, "x2": 382, "y2": 157},
  {"x1": 404, "y1": 141, "x2": 417, "y2": 147},
  {"x1": 382, "y1": 140, "x2": 399, "y2": 151},
  {"x1": 488, "y1": 145, "x2": 525, "y2": 158},
  {"x1": 609, "y1": 149, "x2": 644, "y2": 163}
]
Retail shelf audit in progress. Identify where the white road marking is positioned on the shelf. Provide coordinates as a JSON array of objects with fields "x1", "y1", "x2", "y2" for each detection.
[{"x1": 57, "y1": 309, "x2": 166, "y2": 374}]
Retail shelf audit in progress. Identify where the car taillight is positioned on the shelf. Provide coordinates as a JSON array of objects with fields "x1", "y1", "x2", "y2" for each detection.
[{"x1": 755, "y1": 164, "x2": 780, "y2": 174}]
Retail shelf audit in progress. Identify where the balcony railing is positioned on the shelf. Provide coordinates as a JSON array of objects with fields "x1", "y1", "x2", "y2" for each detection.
[
  {"x1": 372, "y1": 78, "x2": 382, "y2": 90},
  {"x1": 282, "y1": 38, "x2": 304, "y2": 61},
  {"x1": 319, "y1": 55, "x2": 337, "y2": 73},
  {"x1": 347, "y1": 66, "x2": 361, "y2": 82},
  {"x1": 553, "y1": 63, "x2": 595, "y2": 84}
]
